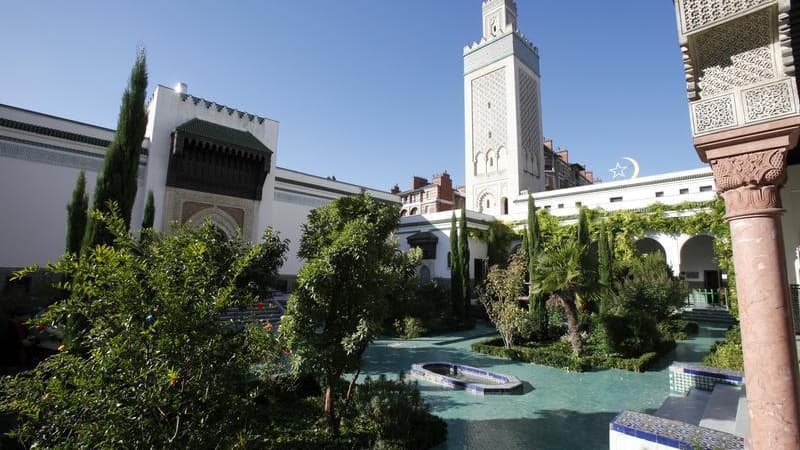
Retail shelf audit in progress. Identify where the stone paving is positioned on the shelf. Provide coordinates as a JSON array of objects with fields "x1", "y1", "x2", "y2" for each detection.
[{"x1": 360, "y1": 322, "x2": 727, "y2": 450}]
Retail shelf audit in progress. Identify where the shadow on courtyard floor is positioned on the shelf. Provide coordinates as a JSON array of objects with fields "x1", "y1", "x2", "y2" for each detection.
[{"x1": 436, "y1": 409, "x2": 618, "y2": 450}]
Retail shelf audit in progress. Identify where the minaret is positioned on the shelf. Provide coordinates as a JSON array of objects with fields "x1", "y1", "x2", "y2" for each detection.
[{"x1": 464, "y1": 0, "x2": 544, "y2": 215}]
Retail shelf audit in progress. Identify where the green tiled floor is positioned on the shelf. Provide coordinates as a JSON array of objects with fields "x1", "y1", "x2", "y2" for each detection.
[{"x1": 360, "y1": 322, "x2": 727, "y2": 450}]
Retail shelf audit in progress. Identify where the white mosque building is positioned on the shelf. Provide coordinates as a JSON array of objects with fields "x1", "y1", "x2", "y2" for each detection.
[{"x1": 2, "y1": 0, "x2": 800, "y2": 299}]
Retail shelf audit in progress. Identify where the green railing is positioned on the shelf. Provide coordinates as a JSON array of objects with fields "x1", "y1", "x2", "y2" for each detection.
[{"x1": 686, "y1": 288, "x2": 728, "y2": 310}]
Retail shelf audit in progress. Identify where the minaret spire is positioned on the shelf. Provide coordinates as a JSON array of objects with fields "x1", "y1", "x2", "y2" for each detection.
[{"x1": 482, "y1": 0, "x2": 518, "y2": 39}]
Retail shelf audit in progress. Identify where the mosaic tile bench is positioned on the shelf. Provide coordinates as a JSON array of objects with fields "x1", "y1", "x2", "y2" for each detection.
[{"x1": 610, "y1": 410, "x2": 744, "y2": 450}]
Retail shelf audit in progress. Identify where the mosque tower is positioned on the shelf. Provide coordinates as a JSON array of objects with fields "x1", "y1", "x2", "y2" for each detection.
[{"x1": 464, "y1": 0, "x2": 544, "y2": 215}]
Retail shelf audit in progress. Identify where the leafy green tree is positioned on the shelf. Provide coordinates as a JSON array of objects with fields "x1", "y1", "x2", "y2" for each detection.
[
  {"x1": 458, "y1": 207, "x2": 470, "y2": 314},
  {"x1": 282, "y1": 194, "x2": 418, "y2": 435},
  {"x1": 65, "y1": 171, "x2": 88, "y2": 255},
  {"x1": 481, "y1": 250, "x2": 529, "y2": 348},
  {"x1": 141, "y1": 190, "x2": 155, "y2": 229},
  {"x1": 449, "y1": 212, "x2": 463, "y2": 318},
  {"x1": 2, "y1": 206, "x2": 290, "y2": 448},
  {"x1": 597, "y1": 224, "x2": 614, "y2": 314},
  {"x1": 531, "y1": 239, "x2": 585, "y2": 355},
  {"x1": 526, "y1": 194, "x2": 547, "y2": 337},
  {"x1": 485, "y1": 220, "x2": 515, "y2": 268},
  {"x1": 83, "y1": 49, "x2": 148, "y2": 250}
]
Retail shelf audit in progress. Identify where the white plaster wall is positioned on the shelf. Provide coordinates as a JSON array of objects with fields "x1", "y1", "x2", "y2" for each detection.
[
  {"x1": 782, "y1": 164, "x2": 800, "y2": 285},
  {"x1": 0, "y1": 156, "x2": 98, "y2": 267},
  {"x1": 398, "y1": 210, "x2": 491, "y2": 280},
  {"x1": 508, "y1": 168, "x2": 717, "y2": 221}
]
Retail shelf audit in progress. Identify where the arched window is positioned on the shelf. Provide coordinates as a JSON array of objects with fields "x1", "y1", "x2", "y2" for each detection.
[
  {"x1": 400, "y1": 209, "x2": 408, "y2": 217},
  {"x1": 501, "y1": 197, "x2": 508, "y2": 215},
  {"x1": 410, "y1": 207, "x2": 418, "y2": 215},
  {"x1": 486, "y1": 199, "x2": 491, "y2": 209}
]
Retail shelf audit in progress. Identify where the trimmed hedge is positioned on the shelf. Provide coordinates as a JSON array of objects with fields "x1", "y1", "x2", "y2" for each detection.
[
  {"x1": 658, "y1": 319, "x2": 700, "y2": 341},
  {"x1": 471, "y1": 337, "x2": 676, "y2": 373}
]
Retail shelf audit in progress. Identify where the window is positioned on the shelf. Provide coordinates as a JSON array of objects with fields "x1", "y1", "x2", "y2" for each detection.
[
  {"x1": 699, "y1": 185, "x2": 713, "y2": 192},
  {"x1": 575, "y1": 201, "x2": 582, "y2": 207},
  {"x1": 486, "y1": 199, "x2": 491, "y2": 208},
  {"x1": 488, "y1": 131, "x2": 492, "y2": 139},
  {"x1": 501, "y1": 197, "x2": 508, "y2": 215},
  {"x1": 487, "y1": 102, "x2": 491, "y2": 109},
  {"x1": 489, "y1": 158, "x2": 494, "y2": 167},
  {"x1": 544, "y1": 205, "x2": 551, "y2": 210},
  {"x1": 557, "y1": 204, "x2": 564, "y2": 209},
  {"x1": 679, "y1": 188, "x2": 689, "y2": 195},
  {"x1": 610, "y1": 197, "x2": 622, "y2": 203},
  {"x1": 655, "y1": 191, "x2": 664, "y2": 198}
]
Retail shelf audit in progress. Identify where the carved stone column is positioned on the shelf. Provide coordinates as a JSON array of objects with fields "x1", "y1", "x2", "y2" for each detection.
[
  {"x1": 696, "y1": 118, "x2": 800, "y2": 449},
  {"x1": 673, "y1": 1, "x2": 800, "y2": 446}
]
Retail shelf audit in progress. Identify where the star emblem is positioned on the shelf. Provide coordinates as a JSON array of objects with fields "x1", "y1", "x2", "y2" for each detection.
[{"x1": 609, "y1": 162, "x2": 628, "y2": 179}]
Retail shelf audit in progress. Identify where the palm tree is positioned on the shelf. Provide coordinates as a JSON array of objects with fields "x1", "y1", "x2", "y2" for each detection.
[{"x1": 530, "y1": 240, "x2": 585, "y2": 355}]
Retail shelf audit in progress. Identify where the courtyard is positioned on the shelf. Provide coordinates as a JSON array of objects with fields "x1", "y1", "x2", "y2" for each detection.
[{"x1": 361, "y1": 321, "x2": 728, "y2": 450}]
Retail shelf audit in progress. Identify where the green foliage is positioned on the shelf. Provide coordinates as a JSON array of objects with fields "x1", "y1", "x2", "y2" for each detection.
[
  {"x1": 530, "y1": 239, "x2": 585, "y2": 355},
  {"x1": 704, "y1": 326, "x2": 743, "y2": 371},
  {"x1": 393, "y1": 316, "x2": 426, "y2": 340},
  {"x1": 608, "y1": 252, "x2": 688, "y2": 322},
  {"x1": 65, "y1": 170, "x2": 88, "y2": 255},
  {"x1": 83, "y1": 49, "x2": 149, "y2": 250},
  {"x1": 142, "y1": 190, "x2": 155, "y2": 229},
  {"x1": 526, "y1": 194, "x2": 548, "y2": 337},
  {"x1": 481, "y1": 250, "x2": 529, "y2": 348},
  {"x1": 485, "y1": 220, "x2": 515, "y2": 268},
  {"x1": 2, "y1": 207, "x2": 290, "y2": 448},
  {"x1": 282, "y1": 194, "x2": 417, "y2": 433},
  {"x1": 472, "y1": 338, "x2": 589, "y2": 372},
  {"x1": 658, "y1": 319, "x2": 699, "y2": 341},
  {"x1": 458, "y1": 207, "x2": 470, "y2": 313},
  {"x1": 472, "y1": 337, "x2": 673, "y2": 373},
  {"x1": 597, "y1": 312, "x2": 659, "y2": 358},
  {"x1": 350, "y1": 375, "x2": 447, "y2": 449},
  {"x1": 449, "y1": 212, "x2": 463, "y2": 319}
]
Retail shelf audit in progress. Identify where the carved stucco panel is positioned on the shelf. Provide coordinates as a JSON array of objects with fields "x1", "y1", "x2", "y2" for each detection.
[
  {"x1": 692, "y1": 95, "x2": 738, "y2": 134},
  {"x1": 679, "y1": 0, "x2": 771, "y2": 33},
  {"x1": 472, "y1": 67, "x2": 507, "y2": 174},
  {"x1": 742, "y1": 79, "x2": 797, "y2": 122},
  {"x1": 694, "y1": 8, "x2": 776, "y2": 98},
  {"x1": 518, "y1": 69, "x2": 541, "y2": 176}
]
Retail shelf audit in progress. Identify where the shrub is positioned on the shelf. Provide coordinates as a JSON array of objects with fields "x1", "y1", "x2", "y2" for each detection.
[
  {"x1": 704, "y1": 326, "x2": 743, "y2": 371},
  {"x1": 471, "y1": 337, "x2": 589, "y2": 372},
  {"x1": 657, "y1": 319, "x2": 699, "y2": 341},
  {"x1": 611, "y1": 253, "x2": 687, "y2": 322},
  {"x1": 351, "y1": 375, "x2": 447, "y2": 449},
  {"x1": 394, "y1": 316, "x2": 426, "y2": 340},
  {"x1": 1, "y1": 210, "x2": 290, "y2": 448},
  {"x1": 599, "y1": 312, "x2": 659, "y2": 358}
]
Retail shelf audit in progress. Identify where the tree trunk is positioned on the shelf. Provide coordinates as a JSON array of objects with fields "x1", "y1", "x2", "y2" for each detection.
[
  {"x1": 324, "y1": 384, "x2": 339, "y2": 436},
  {"x1": 559, "y1": 292, "x2": 583, "y2": 356}
]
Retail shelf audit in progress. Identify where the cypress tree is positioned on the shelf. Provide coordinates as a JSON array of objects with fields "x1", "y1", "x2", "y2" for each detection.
[
  {"x1": 459, "y1": 207, "x2": 470, "y2": 315},
  {"x1": 526, "y1": 194, "x2": 547, "y2": 336},
  {"x1": 576, "y1": 206, "x2": 589, "y2": 249},
  {"x1": 83, "y1": 49, "x2": 148, "y2": 250},
  {"x1": 141, "y1": 191, "x2": 155, "y2": 230},
  {"x1": 66, "y1": 171, "x2": 89, "y2": 255},
  {"x1": 449, "y1": 212, "x2": 463, "y2": 318}
]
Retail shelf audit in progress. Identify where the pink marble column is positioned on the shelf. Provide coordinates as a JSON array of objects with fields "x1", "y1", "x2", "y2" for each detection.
[{"x1": 709, "y1": 146, "x2": 800, "y2": 450}]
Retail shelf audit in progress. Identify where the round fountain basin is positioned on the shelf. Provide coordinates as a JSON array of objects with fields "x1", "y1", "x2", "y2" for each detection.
[{"x1": 411, "y1": 362, "x2": 523, "y2": 395}]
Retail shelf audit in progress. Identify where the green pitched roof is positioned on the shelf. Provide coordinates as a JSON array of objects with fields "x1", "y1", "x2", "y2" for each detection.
[
  {"x1": 407, "y1": 231, "x2": 439, "y2": 244},
  {"x1": 175, "y1": 119, "x2": 272, "y2": 154}
]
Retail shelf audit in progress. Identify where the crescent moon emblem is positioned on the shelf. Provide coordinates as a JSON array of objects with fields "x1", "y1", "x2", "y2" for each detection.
[{"x1": 622, "y1": 157, "x2": 640, "y2": 179}]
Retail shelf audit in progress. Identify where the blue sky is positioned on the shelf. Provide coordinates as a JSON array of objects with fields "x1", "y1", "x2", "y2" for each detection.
[{"x1": 1, "y1": 1, "x2": 699, "y2": 191}]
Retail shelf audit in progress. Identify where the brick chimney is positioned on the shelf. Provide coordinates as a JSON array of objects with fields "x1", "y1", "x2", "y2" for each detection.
[
  {"x1": 544, "y1": 139, "x2": 554, "y2": 151},
  {"x1": 390, "y1": 184, "x2": 400, "y2": 194},
  {"x1": 557, "y1": 150, "x2": 569, "y2": 163},
  {"x1": 432, "y1": 171, "x2": 453, "y2": 201},
  {"x1": 412, "y1": 176, "x2": 428, "y2": 190},
  {"x1": 585, "y1": 171, "x2": 594, "y2": 183}
]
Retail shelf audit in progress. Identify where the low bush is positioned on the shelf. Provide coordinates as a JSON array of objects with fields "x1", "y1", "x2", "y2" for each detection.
[
  {"x1": 350, "y1": 375, "x2": 447, "y2": 450},
  {"x1": 394, "y1": 316, "x2": 426, "y2": 340},
  {"x1": 472, "y1": 336, "x2": 676, "y2": 373},
  {"x1": 704, "y1": 326, "x2": 743, "y2": 371},
  {"x1": 657, "y1": 319, "x2": 699, "y2": 341},
  {"x1": 599, "y1": 312, "x2": 659, "y2": 358},
  {"x1": 472, "y1": 338, "x2": 589, "y2": 372}
]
